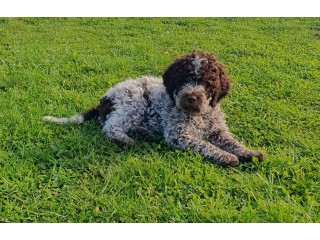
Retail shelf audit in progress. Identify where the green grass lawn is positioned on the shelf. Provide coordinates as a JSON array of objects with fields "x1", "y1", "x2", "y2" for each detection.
[{"x1": 0, "y1": 17, "x2": 319, "y2": 222}]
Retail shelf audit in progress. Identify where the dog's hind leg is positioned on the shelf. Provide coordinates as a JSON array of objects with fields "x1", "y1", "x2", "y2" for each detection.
[
  {"x1": 103, "y1": 125, "x2": 134, "y2": 147},
  {"x1": 101, "y1": 110, "x2": 144, "y2": 148}
]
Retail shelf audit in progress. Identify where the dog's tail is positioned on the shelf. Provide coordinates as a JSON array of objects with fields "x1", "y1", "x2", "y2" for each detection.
[{"x1": 43, "y1": 106, "x2": 99, "y2": 124}]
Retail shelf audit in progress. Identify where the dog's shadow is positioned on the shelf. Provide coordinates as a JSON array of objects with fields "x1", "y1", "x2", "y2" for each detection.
[
  {"x1": 35, "y1": 121, "x2": 170, "y2": 170},
  {"x1": 37, "y1": 120, "x2": 262, "y2": 175}
]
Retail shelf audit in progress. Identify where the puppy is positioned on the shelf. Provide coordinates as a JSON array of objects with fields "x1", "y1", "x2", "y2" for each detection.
[{"x1": 44, "y1": 51, "x2": 264, "y2": 167}]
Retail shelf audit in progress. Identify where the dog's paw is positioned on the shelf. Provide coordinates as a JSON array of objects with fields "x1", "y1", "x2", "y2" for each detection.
[
  {"x1": 238, "y1": 150, "x2": 265, "y2": 162},
  {"x1": 223, "y1": 154, "x2": 239, "y2": 167},
  {"x1": 210, "y1": 153, "x2": 239, "y2": 167},
  {"x1": 253, "y1": 150, "x2": 265, "y2": 162}
]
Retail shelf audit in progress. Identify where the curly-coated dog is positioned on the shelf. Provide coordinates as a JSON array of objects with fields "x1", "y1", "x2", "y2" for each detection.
[{"x1": 43, "y1": 51, "x2": 264, "y2": 167}]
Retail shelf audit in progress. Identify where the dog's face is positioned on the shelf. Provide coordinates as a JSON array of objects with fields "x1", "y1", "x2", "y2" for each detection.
[{"x1": 163, "y1": 51, "x2": 231, "y2": 114}]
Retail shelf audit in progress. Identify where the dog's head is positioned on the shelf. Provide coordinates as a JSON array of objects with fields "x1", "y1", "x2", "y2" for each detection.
[{"x1": 163, "y1": 51, "x2": 231, "y2": 113}]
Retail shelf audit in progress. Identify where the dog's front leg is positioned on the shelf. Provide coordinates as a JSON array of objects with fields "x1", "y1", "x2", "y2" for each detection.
[
  {"x1": 164, "y1": 131, "x2": 239, "y2": 167},
  {"x1": 209, "y1": 130, "x2": 264, "y2": 162}
]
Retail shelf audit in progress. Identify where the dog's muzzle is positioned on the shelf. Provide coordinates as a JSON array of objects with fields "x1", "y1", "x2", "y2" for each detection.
[{"x1": 175, "y1": 84, "x2": 208, "y2": 113}]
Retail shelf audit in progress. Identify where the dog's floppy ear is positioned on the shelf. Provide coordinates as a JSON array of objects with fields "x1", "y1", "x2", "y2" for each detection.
[
  {"x1": 209, "y1": 61, "x2": 231, "y2": 107},
  {"x1": 216, "y1": 62, "x2": 231, "y2": 102},
  {"x1": 162, "y1": 63, "x2": 176, "y2": 101},
  {"x1": 162, "y1": 58, "x2": 192, "y2": 101}
]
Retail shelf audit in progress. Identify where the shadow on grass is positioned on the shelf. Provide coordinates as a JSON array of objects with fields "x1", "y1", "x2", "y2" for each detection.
[{"x1": 33, "y1": 120, "x2": 263, "y2": 175}]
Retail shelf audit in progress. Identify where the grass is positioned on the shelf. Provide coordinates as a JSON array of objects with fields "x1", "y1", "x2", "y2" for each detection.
[{"x1": 0, "y1": 17, "x2": 320, "y2": 222}]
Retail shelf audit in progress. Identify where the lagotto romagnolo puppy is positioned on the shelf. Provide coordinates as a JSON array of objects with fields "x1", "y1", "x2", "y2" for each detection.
[{"x1": 43, "y1": 51, "x2": 264, "y2": 167}]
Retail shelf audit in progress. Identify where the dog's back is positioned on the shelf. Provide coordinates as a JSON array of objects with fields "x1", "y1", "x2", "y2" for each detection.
[{"x1": 43, "y1": 76, "x2": 163, "y2": 127}]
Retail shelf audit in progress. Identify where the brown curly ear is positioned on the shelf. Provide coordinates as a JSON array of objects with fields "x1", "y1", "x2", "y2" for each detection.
[
  {"x1": 162, "y1": 55, "x2": 196, "y2": 101},
  {"x1": 215, "y1": 62, "x2": 231, "y2": 103},
  {"x1": 162, "y1": 63, "x2": 177, "y2": 101},
  {"x1": 207, "y1": 61, "x2": 231, "y2": 107}
]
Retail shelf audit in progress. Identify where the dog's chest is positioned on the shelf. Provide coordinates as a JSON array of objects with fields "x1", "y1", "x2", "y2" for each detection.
[{"x1": 184, "y1": 114, "x2": 211, "y2": 138}]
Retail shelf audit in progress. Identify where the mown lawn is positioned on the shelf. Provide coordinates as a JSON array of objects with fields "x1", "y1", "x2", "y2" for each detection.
[{"x1": 0, "y1": 17, "x2": 319, "y2": 222}]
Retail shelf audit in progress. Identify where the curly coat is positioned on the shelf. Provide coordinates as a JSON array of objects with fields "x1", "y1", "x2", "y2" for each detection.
[{"x1": 43, "y1": 51, "x2": 264, "y2": 167}]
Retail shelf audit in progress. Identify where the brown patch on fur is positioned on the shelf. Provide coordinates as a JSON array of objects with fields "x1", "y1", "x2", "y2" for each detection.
[
  {"x1": 81, "y1": 96, "x2": 115, "y2": 122},
  {"x1": 141, "y1": 78, "x2": 151, "y2": 103},
  {"x1": 82, "y1": 107, "x2": 99, "y2": 121},
  {"x1": 162, "y1": 50, "x2": 231, "y2": 108},
  {"x1": 98, "y1": 96, "x2": 114, "y2": 121}
]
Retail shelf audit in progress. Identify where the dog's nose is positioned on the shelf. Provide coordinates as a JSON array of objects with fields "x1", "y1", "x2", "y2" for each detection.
[{"x1": 186, "y1": 95, "x2": 197, "y2": 102}]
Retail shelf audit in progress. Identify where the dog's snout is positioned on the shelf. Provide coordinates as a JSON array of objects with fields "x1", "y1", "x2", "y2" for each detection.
[{"x1": 186, "y1": 95, "x2": 197, "y2": 102}]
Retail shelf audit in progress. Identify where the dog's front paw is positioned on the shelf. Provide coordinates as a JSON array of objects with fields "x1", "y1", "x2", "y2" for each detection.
[
  {"x1": 210, "y1": 153, "x2": 239, "y2": 167},
  {"x1": 253, "y1": 150, "x2": 265, "y2": 162},
  {"x1": 238, "y1": 150, "x2": 265, "y2": 162}
]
